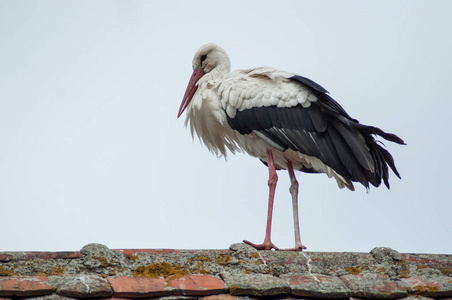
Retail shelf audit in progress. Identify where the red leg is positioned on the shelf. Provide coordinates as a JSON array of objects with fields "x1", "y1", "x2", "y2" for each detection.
[
  {"x1": 285, "y1": 161, "x2": 306, "y2": 251},
  {"x1": 243, "y1": 150, "x2": 279, "y2": 250}
]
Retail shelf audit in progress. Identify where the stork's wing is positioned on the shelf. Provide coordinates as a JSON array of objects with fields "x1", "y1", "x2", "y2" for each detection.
[{"x1": 223, "y1": 69, "x2": 404, "y2": 189}]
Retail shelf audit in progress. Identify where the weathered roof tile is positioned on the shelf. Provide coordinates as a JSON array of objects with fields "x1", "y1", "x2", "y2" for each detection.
[
  {"x1": 167, "y1": 275, "x2": 227, "y2": 296},
  {"x1": 0, "y1": 277, "x2": 52, "y2": 297},
  {"x1": 341, "y1": 274, "x2": 408, "y2": 299},
  {"x1": 108, "y1": 276, "x2": 172, "y2": 298},
  {"x1": 26, "y1": 294, "x2": 77, "y2": 300},
  {"x1": 400, "y1": 276, "x2": 452, "y2": 297},
  {"x1": 48, "y1": 275, "x2": 112, "y2": 298},
  {"x1": 221, "y1": 272, "x2": 290, "y2": 297},
  {"x1": 281, "y1": 273, "x2": 351, "y2": 298}
]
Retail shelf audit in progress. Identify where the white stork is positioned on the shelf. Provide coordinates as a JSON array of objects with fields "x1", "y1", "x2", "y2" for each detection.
[{"x1": 177, "y1": 43, "x2": 405, "y2": 251}]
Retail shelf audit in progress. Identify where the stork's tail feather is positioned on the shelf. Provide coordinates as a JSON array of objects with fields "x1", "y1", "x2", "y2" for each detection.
[
  {"x1": 357, "y1": 124, "x2": 404, "y2": 189},
  {"x1": 355, "y1": 123, "x2": 406, "y2": 145}
]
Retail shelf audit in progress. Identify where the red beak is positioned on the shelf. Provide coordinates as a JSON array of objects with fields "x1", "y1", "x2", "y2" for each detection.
[{"x1": 177, "y1": 69, "x2": 206, "y2": 118}]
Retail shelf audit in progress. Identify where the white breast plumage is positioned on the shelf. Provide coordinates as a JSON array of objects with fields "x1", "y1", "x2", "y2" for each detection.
[{"x1": 185, "y1": 75, "x2": 239, "y2": 157}]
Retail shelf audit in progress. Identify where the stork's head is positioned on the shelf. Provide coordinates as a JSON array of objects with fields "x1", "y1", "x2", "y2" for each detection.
[{"x1": 177, "y1": 43, "x2": 230, "y2": 118}]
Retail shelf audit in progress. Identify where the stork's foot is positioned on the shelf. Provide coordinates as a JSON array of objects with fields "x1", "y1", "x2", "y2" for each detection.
[
  {"x1": 282, "y1": 244, "x2": 307, "y2": 251},
  {"x1": 243, "y1": 239, "x2": 279, "y2": 251}
]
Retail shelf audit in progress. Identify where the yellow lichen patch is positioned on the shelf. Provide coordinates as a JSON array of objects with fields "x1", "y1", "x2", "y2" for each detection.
[
  {"x1": 439, "y1": 265, "x2": 452, "y2": 276},
  {"x1": 49, "y1": 265, "x2": 66, "y2": 276},
  {"x1": 128, "y1": 255, "x2": 139, "y2": 261},
  {"x1": 216, "y1": 254, "x2": 232, "y2": 265},
  {"x1": 191, "y1": 255, "x2": 212, "y2": 262},
  {"x1": 186, "y1": 256, "x2": 211, "y2": 274},
  {"x1": 229, "y1": 284, "x2": 240, "y2": 295},
  {"x1": 93, "y1": 256, "x2": 109, "y2": 267},
  {"x1": 400, "y1": 269, "x2": 411, "y2": 278},
  {"x1": 345, "y1": 266, "x2": 362, "y2": 275},
  {"x1": 133, "y1": 262, "x2": 189, "y2": 280},
  {"x1": 400, "y1": 263, "x2": 411, "y2": 278},
  {"x1": 192, "y1": 262, "x2": 207, "y2": 274},
  {"x1": 0, "y1": 266, "x2": 17, "y2": 276},
  {"x1": 413, "y1": 285, "x2": 439, "y2": 295}
]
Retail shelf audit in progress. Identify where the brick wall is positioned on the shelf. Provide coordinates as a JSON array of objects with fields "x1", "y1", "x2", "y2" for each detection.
[{"x1": 0, "y1": 243, "x2": 451, "y2": 299}]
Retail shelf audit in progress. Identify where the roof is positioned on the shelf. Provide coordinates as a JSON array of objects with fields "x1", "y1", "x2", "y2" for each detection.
[{"x1": 0, "y1": 243, "x2": 451, "y2": 299}]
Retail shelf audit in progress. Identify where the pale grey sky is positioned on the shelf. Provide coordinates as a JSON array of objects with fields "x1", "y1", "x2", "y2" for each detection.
[{"x1": 0, "y1": 0, "x2": 451, "y2": 254}]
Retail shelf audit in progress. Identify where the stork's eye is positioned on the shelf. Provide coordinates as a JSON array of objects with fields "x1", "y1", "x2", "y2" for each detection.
[{"x1": 200, "y1": 54, "x2": 207, "y2": 64}]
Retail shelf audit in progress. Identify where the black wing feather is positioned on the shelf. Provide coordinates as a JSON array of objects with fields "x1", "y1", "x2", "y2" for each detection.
[
  {"x1": 326, "y1": 125, "x2": 366, "y2": 182},
  {"x1": 226, "y1": 75, "x2": 405, "y2": 189},
  {"x1": 291, "y1": 75, "x2": 329, "y2": 93},
  {"x1": 280, "y1": 129, "x2": 313, "y2": 155},
  {"x1": 331, "y1": 119, "x2": 375, "y2": 172},
  {"x1": 308, "y1": 104, "x2": 328, "y2": 132}
]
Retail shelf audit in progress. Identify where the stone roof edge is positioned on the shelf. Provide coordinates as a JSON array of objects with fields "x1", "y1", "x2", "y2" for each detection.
[{"x1": 0, "y1": 243, "x2": 451, "y2": 299}]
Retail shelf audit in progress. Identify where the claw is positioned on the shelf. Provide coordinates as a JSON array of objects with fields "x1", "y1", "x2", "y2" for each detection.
[
  {"x1": 243, "y1": 239, "x2": 279, "y2": 251},
  {"x1": 281, "y1": 244, "x2": 307, "y2": 251}
]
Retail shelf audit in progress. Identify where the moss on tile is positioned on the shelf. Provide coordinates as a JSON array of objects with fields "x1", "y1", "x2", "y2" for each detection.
[
  {"x1": 133, "y1": 262, "x2": 189, "y2": 280},
  {"x1": 345, "y1": 266, "x2": 362, "y2": 275},
  {"x1": 0, "y1": 265, "x2": 17, "y2": 276},
  {"x1": 216, "y1": 254, "x2": 232, "y2": 265}
]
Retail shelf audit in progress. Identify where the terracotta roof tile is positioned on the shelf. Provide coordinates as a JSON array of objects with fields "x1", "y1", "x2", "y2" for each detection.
[
  {"x1": 0, "y1": 277, "x2": 52, "y2": 297},
  {"x1": 108, "y1": 276, "x2": 171, "y2": 298},
  {"x1": 167, "y1": 275, "x2": 227, "y2": 296}
]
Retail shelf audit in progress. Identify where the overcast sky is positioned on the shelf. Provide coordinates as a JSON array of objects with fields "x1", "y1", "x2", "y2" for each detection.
[{"x1": 1, "y1": 1, "x2": 451, "y2": 254}]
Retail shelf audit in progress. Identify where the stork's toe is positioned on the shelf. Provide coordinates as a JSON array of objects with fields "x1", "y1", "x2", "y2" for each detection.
[
  {"x1": 243, "y1": 239, "x2": 279, "y2": 251},
  {"x1": 282, "y1": 244, "x2": 307, "y2": 251}
]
